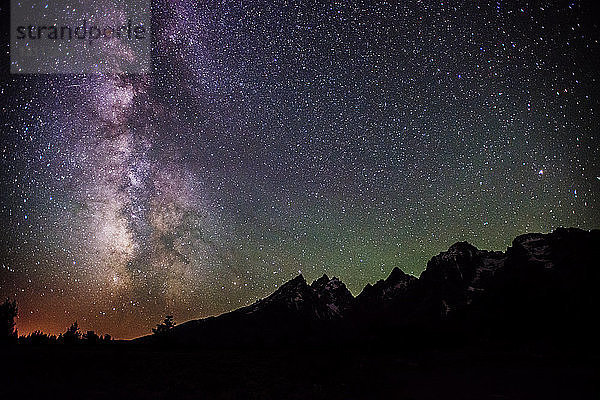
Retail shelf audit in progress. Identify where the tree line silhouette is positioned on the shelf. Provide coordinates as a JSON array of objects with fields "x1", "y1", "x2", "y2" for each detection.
[{"x1": 1, "y1": 299, "x2": 175, "y2": 345}]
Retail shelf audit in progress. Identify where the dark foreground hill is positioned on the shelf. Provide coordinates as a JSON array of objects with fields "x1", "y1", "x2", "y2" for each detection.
[{"x1": 3, "y1": 228, "x2": 599, "y2": 399}]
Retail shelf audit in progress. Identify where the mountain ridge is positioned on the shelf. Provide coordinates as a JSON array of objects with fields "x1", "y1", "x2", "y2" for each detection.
[{"x1": 135, "y1": 227, "x2": 600, "y2": 345}]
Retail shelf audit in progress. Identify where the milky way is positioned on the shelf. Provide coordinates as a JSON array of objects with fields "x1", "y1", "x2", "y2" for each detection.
[{"x1": 1, "y1": 0, "x2": 599, "y2": 338}]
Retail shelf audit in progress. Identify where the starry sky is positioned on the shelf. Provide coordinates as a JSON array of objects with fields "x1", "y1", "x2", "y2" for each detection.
[{"x1": 1, "y1": 0, "x2": 599, "y2": 339}]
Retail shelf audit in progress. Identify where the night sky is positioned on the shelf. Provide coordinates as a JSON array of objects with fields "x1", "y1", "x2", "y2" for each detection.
[{"x1": 1, "y1": 0, "x2": 599, "y2": 339}]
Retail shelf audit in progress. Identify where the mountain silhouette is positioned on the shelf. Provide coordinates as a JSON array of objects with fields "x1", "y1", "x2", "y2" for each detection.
[
  {"x1": 5, "y1": 228, "x2": 600, "y2": 400},
  {"x1": 136, "y1": 227, "x2": 600, "y2": 347}
]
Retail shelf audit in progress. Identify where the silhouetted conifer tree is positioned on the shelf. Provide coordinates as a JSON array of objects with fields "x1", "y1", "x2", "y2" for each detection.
[
  {"x1": 0, "y1": 299, "x2": 18, "y2": 344},
  {"x1": 63, "y1": 321, "x2": 81, "y2": 344},
  {"x1": 152, "y1": 315, "x2": 176, "y2": 336},
  {"x1": 85, "y1": 330, "x2": 99, "y2": 345}
]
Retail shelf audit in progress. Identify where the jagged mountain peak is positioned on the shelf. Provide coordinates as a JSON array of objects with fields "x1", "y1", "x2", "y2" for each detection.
[
  {"x1": 270, "y1": 274, "x2": 310, "y2": 298},
  {"x1": 285, "y1": 273, "x2": 307, "y2": 286},
  {"x1": 241, "y1": 273, "x2": 313, "y2": 314},
  {"x1": 423, "y1": 241, "x2": 485, "y2": 278},
  {"x1": 325, "y1": 276, "x2": 345, "y2": 290},
  {"x1": 387, "y1": 266, "x2": 413, "y2": 282},
  {"x1": 312, "y1": 275, "x2": 345, "y2": 291},
  {"x1": 507, "y1": 227, "x2": 599, "y2": 271},
  {"x1": 356, "y1": 266, "x2": 417, "y2": 305},
  {"x1": 311, "y1": 274, "x2": 330, "y2": 289},
  {"x1": 240, "y1": 272, "x2": 354, "y2": 320},
  {"x1": 310, "y1": 274, "x2": 355, "y2": 318},
  {"x1": 447, "y1": 241, "x2": 479, "y2": 254}
]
